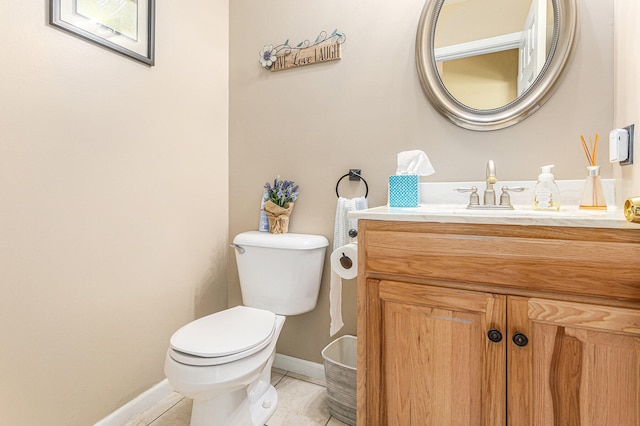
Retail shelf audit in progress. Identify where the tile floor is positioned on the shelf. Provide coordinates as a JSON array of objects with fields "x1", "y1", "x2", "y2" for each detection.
[{"x1": 125, "y1": 368, "x2": 350, "y2": 426}]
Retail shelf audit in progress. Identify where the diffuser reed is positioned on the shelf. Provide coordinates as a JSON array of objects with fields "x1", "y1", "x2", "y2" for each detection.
[
  {"x1": 580, "y1": 133, "x2": 599, "y2": 166},
  {"x1": 579, "y1": 133, "x2": 606, "y2": 209}
]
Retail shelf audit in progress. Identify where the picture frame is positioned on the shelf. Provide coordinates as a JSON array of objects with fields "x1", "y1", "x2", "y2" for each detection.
[{"x1": 50, "y1": 0, "x2": 155, "y2": 66}]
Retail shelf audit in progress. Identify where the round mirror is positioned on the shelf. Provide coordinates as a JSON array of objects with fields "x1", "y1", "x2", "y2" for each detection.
[{"x1": 416, "y1": 0, "x2": 578, "y2": 131}]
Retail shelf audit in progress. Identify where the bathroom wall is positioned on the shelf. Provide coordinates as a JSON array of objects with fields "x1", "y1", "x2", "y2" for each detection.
[
  {"x1": 229, "y1": 0, "x2": 615, "y2": 364},
  {"x1": 613, "y1": 0, "x2": 640, "y2": 201},
  {"x1": 0, "y1": 1, "x2": 228, "y2": 424}
]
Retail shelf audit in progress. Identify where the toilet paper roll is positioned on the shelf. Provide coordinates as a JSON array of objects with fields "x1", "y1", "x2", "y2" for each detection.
[
  {"x1": 330, "y1": 243, "x2": 358, "y2": 279},
  {"x1": 329, "y1": 243, "x2": 358, "y2": 337}
]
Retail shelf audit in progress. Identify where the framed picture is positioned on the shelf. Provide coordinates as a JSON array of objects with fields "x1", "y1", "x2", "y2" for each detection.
[{"x1": 50, "y1": 0, "x2": 155, "y2": 65}]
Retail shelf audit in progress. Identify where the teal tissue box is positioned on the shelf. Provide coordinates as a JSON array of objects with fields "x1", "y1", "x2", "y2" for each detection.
[{"x1": 389, "y1": 175, "x2": 419, "y2": 207}]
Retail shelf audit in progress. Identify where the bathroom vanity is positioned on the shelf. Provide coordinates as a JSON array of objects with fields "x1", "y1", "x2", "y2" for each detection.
[{"x1": 353, "y1": 207, "x2": 640, "y2": 425}]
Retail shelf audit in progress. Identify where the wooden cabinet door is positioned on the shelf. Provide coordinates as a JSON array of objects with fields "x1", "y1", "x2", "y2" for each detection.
[
  {"x1": 509, "y1": 296, "x2": 640, "y2": 425},
  {"x1": 363, "y1": 280, "x2": 507, "y2": 425}
]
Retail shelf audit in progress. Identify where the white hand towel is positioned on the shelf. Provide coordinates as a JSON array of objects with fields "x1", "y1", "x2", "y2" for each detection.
[{"x1": 333, "y1": 196, "x2": 368, "y2": 250}]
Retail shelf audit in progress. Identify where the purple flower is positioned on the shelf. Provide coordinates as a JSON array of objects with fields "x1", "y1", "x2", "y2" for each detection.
[{"x1": 264, "y1": 176, "x2": 298, "y2": 207}]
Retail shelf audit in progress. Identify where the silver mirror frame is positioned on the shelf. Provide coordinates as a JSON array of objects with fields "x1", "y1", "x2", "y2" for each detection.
[{"x1": 416, "y1": 0, "x2": 578, "y2": 131}]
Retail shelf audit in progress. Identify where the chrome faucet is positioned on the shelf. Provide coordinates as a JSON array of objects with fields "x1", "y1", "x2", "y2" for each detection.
[
  {"x1": 485, "y1": 160, "x2": 497, "y2": 205},
  {"x1": 455, "y1": 160, "x2": 525, "y2": 209}
]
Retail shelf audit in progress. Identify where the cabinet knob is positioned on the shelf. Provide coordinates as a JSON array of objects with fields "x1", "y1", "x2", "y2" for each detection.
[
  {"x1": 487, "y1": 329, "x2": 503, "y2": 343},
  {"x1": 512, "y1": 332, "x2": 529, "y2": 347}
]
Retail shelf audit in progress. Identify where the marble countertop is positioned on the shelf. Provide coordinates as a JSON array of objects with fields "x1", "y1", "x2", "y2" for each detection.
[
  {"x1": 348, "y1": 179, "x2": 639, "y2": 229},
  {"x1": 349, "y1": 203, "x2": 637, "y2": 229}
]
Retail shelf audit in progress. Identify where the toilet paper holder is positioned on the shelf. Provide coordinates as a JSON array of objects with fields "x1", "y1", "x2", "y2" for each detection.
[
  {"x1": 338, "y1": 229, "x2": 358, "y2": 270},
  {"x1": 339, "y1": 253, "x2": 353, "y2": 269}
]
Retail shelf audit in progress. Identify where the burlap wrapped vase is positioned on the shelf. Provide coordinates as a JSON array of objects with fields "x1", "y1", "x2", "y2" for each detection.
[{"x1": 264, "y1": 200, "x2": 294, "y2": 234}]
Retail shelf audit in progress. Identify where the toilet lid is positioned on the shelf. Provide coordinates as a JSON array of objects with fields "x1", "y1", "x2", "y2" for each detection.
[{"x1": 170, "y1": 306, "x2": 276, "y2": 358}]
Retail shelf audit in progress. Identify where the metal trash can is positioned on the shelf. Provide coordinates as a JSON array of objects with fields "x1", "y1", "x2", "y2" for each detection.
[{"x1": 321, "y1": 335, "x2": 357, "y2": 426}]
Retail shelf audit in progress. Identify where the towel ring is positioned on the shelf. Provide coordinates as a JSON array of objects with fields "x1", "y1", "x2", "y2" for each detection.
[{"x1": 336, "y1": 169, "x2": 369, "y2": 198}]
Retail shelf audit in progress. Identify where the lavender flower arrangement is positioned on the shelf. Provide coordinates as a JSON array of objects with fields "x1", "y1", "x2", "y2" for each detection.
[{"x1": 264, "y1": 176, "x2": 298, "y2": 207}]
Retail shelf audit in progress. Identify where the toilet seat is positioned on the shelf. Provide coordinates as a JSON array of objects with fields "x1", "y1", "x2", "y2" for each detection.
[{"x1": 169, "y1": 306, "x2": 277, "y2": 366}]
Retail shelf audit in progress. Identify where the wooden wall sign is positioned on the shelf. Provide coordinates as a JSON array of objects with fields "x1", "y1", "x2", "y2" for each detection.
[
  {"x1": 259, "y1": 30, "x2": 346, "y2": 72},
  {"x1": 271, "y1": 42, "x2": 341, "y2": 72}
]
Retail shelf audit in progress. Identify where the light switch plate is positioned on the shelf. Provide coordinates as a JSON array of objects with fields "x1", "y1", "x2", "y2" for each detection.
[{"x1": 620, "y1": 124, "x2": 634, "y2": 165}]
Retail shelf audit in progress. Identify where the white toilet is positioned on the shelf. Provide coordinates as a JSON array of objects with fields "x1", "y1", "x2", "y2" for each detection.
[{"x1": 164, "y1": 231, "x2": 328, "y2": 426}]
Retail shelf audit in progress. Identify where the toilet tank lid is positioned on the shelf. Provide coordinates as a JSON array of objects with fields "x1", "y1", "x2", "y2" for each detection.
[{"x1": 233, "y1": 231, "x2": 329, "y2": 250}]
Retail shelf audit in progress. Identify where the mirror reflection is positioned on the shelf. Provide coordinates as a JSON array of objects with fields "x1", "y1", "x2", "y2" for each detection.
[{"x1": 434, "y1": 0, "x2": 554, "y2": 110}]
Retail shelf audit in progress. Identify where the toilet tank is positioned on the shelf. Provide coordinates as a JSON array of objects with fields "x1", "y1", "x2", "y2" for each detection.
[{"x1": 232, "y1": 231, "x2": 329, "y2": 315}]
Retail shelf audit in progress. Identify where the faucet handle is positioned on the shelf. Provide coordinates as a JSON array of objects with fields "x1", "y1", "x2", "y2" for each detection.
[
  {"x1": 455, "y1": 186, "x2": 480, "y2": 206},
  {"x1": 455, "y1": 187, "x2": 477, "y2": 193},
  {"x1": 499, "y1": 186, "x2": 527, "y2": 207},
  {"x1": 502, "y1": 186, "x2": 526, "y2": 192}
]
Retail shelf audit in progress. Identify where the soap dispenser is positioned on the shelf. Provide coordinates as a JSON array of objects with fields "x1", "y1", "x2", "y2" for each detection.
[{"x1": 532, "y1": 165, "x2": 561, "y2": 211}]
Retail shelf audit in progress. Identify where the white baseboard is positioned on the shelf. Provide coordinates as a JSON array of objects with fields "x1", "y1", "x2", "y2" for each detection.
[
  {"x1": 94, "y1": 355, "x2": 325, "y2": 425},
  {"x1": 93, "y1": 379, "x2": 174, "y2": 426},
  {"x1": 273, "y1": 353, "x2": 326, "y2": 383}
]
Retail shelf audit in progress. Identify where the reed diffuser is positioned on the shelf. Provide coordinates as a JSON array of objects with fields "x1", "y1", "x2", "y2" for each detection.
[{"x1": 579, "y1": 133, "x2": 607, "y2": 209}]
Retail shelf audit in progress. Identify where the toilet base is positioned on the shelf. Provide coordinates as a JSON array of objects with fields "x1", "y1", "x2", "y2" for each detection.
[
  {"x1": 190, "y1": 384, "x2": 278, "y2": 426},
  {"x1": 250, "y1": 385, "x2": 278, "y2": 425}
]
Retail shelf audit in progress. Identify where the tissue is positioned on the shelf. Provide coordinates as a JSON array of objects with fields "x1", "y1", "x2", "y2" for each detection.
[
  {"x1": 396, "y1": 150, "x2": 435, "y2": 176},
  {"x1": 390, "y1": 150, "x2": 435, "y2": 207}
]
